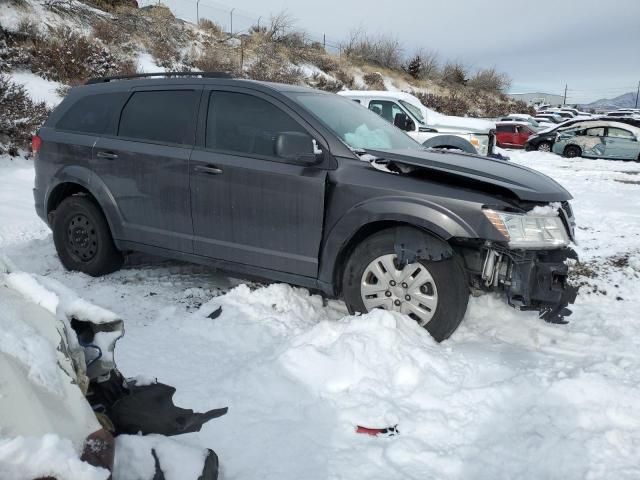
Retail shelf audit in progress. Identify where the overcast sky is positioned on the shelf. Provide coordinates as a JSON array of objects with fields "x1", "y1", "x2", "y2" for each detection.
[{"x1": 154, "y1": 0, "x2": 640, "y2": 103}]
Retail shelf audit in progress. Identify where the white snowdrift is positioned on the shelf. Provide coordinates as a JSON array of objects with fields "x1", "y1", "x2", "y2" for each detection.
[{"x1": 1, "y1": 150, "x2": 640, "y2": 479}]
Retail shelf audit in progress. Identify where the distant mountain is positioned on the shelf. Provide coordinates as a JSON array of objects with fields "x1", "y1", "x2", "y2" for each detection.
[{"x1": 582, "y1": 92, "x2": 638, "y2": 111}]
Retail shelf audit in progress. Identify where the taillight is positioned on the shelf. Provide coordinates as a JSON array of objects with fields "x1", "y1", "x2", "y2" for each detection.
[{"x1": 32, "y1": 135, "x2": 42, "y2": 154}]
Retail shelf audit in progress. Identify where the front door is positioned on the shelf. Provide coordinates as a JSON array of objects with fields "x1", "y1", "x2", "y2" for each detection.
[
  {"x1": 92, "y1": 87, "x2": 201, "y2": 252},
  {"x1": 190, "y1": 89, "x2": 328, "y2": 277}
]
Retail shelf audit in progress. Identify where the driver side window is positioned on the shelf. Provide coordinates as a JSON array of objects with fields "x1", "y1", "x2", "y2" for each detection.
[
  {"x1": 368, "y1": 100, "x2": 405, "y2": 124},
  {"x1": 206, "y1": 91, "x2": 313, "y2": 161}
]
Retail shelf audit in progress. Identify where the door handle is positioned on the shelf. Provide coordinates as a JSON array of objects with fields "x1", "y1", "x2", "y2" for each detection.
[
  {"x1": 96, "y1": 151, "x2": 118, "y2": 160},
  {"x1": 193, "y1": 165, "x2": 223, "y2": 175}
]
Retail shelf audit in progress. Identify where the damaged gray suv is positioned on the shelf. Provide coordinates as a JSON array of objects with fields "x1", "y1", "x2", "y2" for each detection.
[{"x1": 33, "y1": 73, "x2": 578, "y2": 341}]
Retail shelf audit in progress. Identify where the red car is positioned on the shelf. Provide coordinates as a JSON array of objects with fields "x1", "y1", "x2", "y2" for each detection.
[{"x1": 495, "y1": 122, "x2": 537, "y2": 148}]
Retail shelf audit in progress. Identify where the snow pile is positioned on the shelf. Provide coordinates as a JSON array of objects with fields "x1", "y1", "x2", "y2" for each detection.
[
  {"x1": 114, "y1": 434, "x2": 210, "y2": 480},
  {"x1": 0, "y1": 435, "x2": 109, "y2": 480},
  {"x1": 527, "y1": 201, "x2": 561, "y2": 216},
  {"x1": 6, "y1": 70, "x2": 63, "y2": 108},
  {"x1": 2, "y1": 151, "x2": 640, "y2": 478},
  {"x1": 0, "y1": 289, "x2": 62, "y2": 394}
]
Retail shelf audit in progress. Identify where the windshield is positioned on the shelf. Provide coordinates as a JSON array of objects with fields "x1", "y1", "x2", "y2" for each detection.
[
  {"x1": 399, "y1": 100, "x2": 425, "y2": 124},
  {"x1": 291, "y1": 93, "x2": 422, "y2": 151}
]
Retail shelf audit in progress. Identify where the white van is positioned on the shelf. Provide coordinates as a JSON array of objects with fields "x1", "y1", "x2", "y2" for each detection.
[{"x1": 338, "y1": 90, "x2": 496, "y2": 156}]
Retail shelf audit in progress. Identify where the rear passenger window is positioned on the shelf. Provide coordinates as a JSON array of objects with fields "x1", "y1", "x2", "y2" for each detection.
[
  {"x1": 496, "y1": 125, "x2": 514, "y2": 132},
  {"x1": 118, "y1": 90, "x2": 199, "y2": 145},
  {"x1": 206, "y1": 91, "x2": 306, "y2": 157},
  {"x1": 57, "y1": 93, "x2": 124, "y2": 134}
]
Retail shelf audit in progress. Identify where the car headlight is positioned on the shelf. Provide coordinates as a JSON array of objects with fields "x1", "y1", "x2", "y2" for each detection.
[
  {"x1": 470, "y1": 135, "x2": 489, "y2": 156},
  {"x1": 483, "y1": 208, "x2": 570, "y2": 249}
]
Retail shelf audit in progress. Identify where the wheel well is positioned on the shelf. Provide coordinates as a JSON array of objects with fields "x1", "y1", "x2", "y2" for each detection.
[
  {"x1": 332, "y1": 221, "x2": 447, "y2": 295},
  {"x1": 47, "y1": 182, "x2": 95, "y2": 215},
  {"x1": 564, "y1": 144, "x2": 581, "y2": 155}
]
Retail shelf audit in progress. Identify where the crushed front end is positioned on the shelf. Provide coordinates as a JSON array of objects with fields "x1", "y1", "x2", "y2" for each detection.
[{"x1": 457, "y1": 201, "x2": 579, "y2": 324}]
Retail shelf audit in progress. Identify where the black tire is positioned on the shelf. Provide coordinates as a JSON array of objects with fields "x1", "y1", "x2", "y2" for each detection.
[
  {"x1": 341, "y1": 229, "x2": 469, "y2": 342},
  {"x1": 52, "y1": 195, "x2": 124, "y2": 276},
  {"x1": 537, "y1": 141, "x2": 553, "y2": 152},
  {"x1": 563, "y1": 145, "x2": 581, "y2": 158}
]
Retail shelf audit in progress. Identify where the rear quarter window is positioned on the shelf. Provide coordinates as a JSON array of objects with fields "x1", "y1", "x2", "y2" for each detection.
[
  {"x1": 56, "y1": 92, "x2": 125, "y2": 134},
  {"x1": 118, "y1": 90, "x2": 200, "y2": 145}
]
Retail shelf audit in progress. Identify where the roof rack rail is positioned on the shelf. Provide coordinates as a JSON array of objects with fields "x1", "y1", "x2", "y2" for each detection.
[{"x1": 85, "y1": 71, "x2": 233, "y2": 85}]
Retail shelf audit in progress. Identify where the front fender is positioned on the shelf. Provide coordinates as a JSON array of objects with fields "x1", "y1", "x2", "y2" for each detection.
[
  {"x1": 318, "y1": 196, "x2": 478, "y2": 288},
  {"x1": 46, "y1": 165, "x2": 125, "y2": 242}
]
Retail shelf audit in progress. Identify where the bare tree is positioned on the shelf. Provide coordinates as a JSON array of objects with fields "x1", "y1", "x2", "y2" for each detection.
[{"x1": 414, "y1": 48, "x2": 440, "y2": 80}]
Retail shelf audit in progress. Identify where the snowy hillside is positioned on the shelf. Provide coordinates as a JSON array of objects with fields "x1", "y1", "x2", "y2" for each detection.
[
  {"x1": 2, "y1": 150, "x2": 640, "y2": 479},
  {"x1": 0, "y1": 0, "x2": 530, "y2": 155}
]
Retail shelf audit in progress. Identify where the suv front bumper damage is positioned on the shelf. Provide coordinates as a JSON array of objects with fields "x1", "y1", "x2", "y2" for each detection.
[{"x1": 482, "y1": 247, "x2": 579, "y2": 324}]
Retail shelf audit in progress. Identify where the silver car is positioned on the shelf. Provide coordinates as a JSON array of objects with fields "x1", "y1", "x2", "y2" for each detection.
[{"x1": 552, "y1": 121, "x2": 640, "y2": 160}]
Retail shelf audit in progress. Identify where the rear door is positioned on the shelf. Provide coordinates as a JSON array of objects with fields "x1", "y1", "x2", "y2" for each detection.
[
  {"x1": 92, "y1": 87, "x2": 202, "y2": 252},
  {"x1": 189, "y1": 88, "x2": 328, "y2": 277},
  {"x1": 496, "y1": 124, "x2": 515, "y2": 146}
]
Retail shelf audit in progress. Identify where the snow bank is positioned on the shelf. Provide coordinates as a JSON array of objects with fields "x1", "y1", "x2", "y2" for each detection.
[
  {"x1": 0, "y1": 435, "x2": 109, "y2": 480},
  {"x1": 114, "y1": 434, "x2": 209, "y2": 480},
  {"x1": 7, "y1": 70, "x2": 63, "y2": 108},
  {"x1": 2, "y1": 150, "x2": 640, "y2": 479}
]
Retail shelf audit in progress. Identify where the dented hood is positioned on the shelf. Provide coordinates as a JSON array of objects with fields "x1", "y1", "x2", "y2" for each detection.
[{"x1": 365, "y1": 148, "x2": 573, "y2": 202}]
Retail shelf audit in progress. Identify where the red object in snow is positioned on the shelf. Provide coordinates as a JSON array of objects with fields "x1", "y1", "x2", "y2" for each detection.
[{"x1": 355, "y1": 425, "x2": 399, "y2": 437}]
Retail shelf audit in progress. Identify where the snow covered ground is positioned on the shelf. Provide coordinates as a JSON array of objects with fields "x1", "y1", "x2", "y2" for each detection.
[{"x1": 1, "y1": 151, "x2": 640, "y2": 479}]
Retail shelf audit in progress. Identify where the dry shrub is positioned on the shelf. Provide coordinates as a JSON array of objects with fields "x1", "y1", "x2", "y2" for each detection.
[
  {"x1": 92, "y1": 17, "x2": 127, "y2": 45},
  {"x1": 198, "y1": 18, "x2": 223, "y2": 36},
  {"x1": 245, "y1": 43, "x2": 303, "y2": 85},
  {"x1": 0, "y1": 28, "x2": 32, "y2": 72},
  {"x1": 0, "y1": 75, "x2": 50, "y2": 155},
  {"x1": 309, "y1": 73, "x2": 343, "y2": 93},
  {"x1": 468, "y1": 67, "x2": 511, "y2": 93},
  {"x1": 441, "y1": 61, "x2": 468, "y2": 86},
  {"x1": 334, "y1": 69, "x2": 354, "y2": 89},
  {"x1": 30, "y1": 26, "x2": 123, "y2": 83},
  {"x1": 363, "y1": 71, "x2": 385, "y2": 90},
  {"x1": 343, "y1": 30, "x2": 403, "y2": 70},
  {"x1": 188, "y1": 46, "x2": 239, "y2": 75}
]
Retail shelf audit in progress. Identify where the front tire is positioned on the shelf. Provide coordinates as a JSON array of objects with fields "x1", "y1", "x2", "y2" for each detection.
[
  {"x1": 342, "y1": 230, "x2": 469, "y2": 342},
  {"x1": 52, "y1": 195, "x2": 124, "y2": 276},
  {"x1": 537, "y1": 141, "x2": 552, "y2": 152}
]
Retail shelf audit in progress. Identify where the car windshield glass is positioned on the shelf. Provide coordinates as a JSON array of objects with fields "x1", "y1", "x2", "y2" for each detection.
[
  {"x1": 292, "y1": 93, "x2": 421, "y2": 150},
  {"x1": 398, "y1": 100, "x2": 425, "y2": 124}
]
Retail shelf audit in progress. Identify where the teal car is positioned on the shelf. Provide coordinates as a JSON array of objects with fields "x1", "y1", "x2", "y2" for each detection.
[{"x1": 553, "y1": 121, "x2": 640, "y2": 160}]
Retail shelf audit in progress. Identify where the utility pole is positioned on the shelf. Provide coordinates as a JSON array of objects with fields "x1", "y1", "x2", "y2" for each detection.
[
  {"x1": 196, "y1": 0, "x2": 200, "y2": 26},
  {"x1": 635, "y1": 80, "x2": 640, "y2": 108},
  {"x1": 323, "y1": 33, "x2": 326, "y2": 49},
  {"x1": 563, "y1": 83, "x2": 568, "y2": 105},
  {"x1": 230, "y1": 8, "x2": 235, "y2": 36}
]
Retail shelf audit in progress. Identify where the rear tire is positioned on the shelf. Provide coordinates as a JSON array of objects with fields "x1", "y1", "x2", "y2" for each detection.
[
  {"x1": 341, "y1": 229, "x2": 469, "y2": 342},
  {"x1": 52, "y1": 195, "x2": 124, "y2": 276},
  {"x1": 563, "y1": 145, "x2": 581, "y2": 158}
]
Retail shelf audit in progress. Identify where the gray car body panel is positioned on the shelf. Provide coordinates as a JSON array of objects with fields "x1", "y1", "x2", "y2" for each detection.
[{"x1": 35, "y1": 77, "x2": 573, "y2": 296}]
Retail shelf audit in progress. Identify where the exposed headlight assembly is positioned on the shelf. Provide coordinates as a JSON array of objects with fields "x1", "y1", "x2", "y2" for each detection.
[
  {"x1": 470, "y1": 135, "x2": 489, "y2": 156},
  {"x1": 483, "y1": 208, "x2": 570, "y2": 249}
]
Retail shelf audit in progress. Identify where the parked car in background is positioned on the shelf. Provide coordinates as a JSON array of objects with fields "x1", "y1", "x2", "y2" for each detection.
[
  {"x1": 499, "y1": 115, "x2": 542, "y2": 129},
  {"x1": 495, "y1": 122, "x2": 537, "y2": 148},
  {"x1": 605, "y1": 111, "x2": 640, "y2": 119},
  {"x1": 552, "y1": 121, "x2": 640, "y2": 160},
  {"x1": 535, "y1": 113, "x2": 564, "y2": 124},
  {"x1": 526, "y1": 117, "x2": 640, "y2": 152},
  {"x1": 546, "y1": 109, "x2": 575, "y2": 120},
  {"x1": 338, "y1": 91, "x2": 496, "y2": 157},
  {"x1": 34, "y1": 73, "x2": 579, "y2": 341}
]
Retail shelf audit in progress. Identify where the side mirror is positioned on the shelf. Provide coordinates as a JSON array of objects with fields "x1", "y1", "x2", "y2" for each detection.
[
  {"x1": 274, "y1": 132, "x2": 321, "y2": 166},
  {"x1": 394, "y1": 112, "x2": 413, "y2": 131}
]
